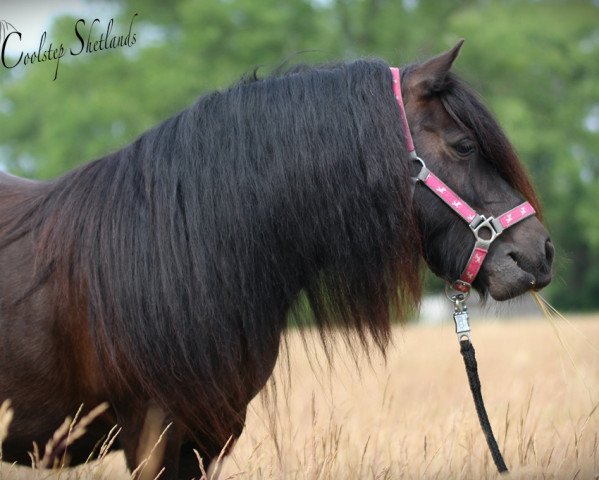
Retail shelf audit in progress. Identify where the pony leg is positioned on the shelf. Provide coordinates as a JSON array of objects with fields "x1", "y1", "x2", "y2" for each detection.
[
  {"x1": 119, "y1": 403, "x2": 247, "y2": 479},
  {"x1": 177, "y1": 407, "x2": 247, "y2": 479},
  {"x1": 117, "y1": 403, "x2": 184, "y2": 480},
  {"x1": 177, "y1": 435, "x2": 239, "y2": 479},
  {"x1": 177, "y1": 439, "x2": 217, "y2": 479}
]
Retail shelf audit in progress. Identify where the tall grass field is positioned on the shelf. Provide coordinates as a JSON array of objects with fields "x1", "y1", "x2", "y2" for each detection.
[{"x1": 1, "y1": 313, "x2": 598, "y2": 479}]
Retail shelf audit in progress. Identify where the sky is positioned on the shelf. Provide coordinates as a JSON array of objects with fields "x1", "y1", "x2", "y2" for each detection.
[{"x1": 1, "y1": 0, "x2": 118, "y2": 55}]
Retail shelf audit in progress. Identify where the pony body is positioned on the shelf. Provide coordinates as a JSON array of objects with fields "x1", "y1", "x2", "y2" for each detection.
[
  {"x1": 0, "y1": 60, "x2": 421, "y2": 472},
  {"x1": 1, "y1": 43, "x2": 554, "y2": 477}
]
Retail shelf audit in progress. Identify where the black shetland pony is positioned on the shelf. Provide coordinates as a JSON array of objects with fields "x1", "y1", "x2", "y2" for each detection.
[{"x1": 0, "y1": 42, "x2": 552, "y2": 478}]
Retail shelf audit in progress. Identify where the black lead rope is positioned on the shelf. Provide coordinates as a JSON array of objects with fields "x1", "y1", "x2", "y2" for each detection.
[
  {"x1": 450, "y1": 291, "x2": 509, "y2": 474},
  {"x1": 459, "y1": 338, "x2": 508, "y2": 473}
]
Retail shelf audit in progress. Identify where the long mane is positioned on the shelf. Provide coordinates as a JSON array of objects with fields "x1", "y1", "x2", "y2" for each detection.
[{"x1": 0, "y1": 60, "x2": 421, "y2": 441}]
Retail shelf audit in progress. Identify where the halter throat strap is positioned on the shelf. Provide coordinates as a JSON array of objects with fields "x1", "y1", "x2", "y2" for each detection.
[{"x1": 389, "y1": 67, "x2": 536, "y2": 292}]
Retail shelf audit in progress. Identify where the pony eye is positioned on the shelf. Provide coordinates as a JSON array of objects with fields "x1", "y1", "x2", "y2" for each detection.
[{"x1": 454, "y1": 141, "x2": 476, "y2": 157}]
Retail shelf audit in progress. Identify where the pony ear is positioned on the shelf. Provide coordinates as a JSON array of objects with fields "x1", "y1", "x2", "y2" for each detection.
[{"x1": 407, "y1": 39, "x2": 464, "y2": 98}]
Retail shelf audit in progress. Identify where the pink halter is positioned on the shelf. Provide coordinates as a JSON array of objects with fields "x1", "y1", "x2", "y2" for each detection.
[{"x1": 390, "y1": 67, "x2": 536, "y2": 293}]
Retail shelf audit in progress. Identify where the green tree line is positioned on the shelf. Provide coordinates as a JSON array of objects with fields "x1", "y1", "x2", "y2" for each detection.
[{"x1": 1, "y1": 0, "x2": 598, "y2": 310}]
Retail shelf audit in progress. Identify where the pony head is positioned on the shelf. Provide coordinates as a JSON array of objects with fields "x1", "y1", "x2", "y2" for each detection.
[{"x1": 401, "y1": 42, "x2": 554, "y2": 300}]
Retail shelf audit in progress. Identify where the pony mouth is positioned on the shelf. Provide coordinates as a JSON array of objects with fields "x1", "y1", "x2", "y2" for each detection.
[{"x1": 485, "y1": 252, "x2": 552, "y2": 302}]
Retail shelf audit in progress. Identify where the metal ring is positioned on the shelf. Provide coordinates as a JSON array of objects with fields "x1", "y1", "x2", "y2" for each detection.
[
  {"x1": 444, "y1": 282, "x2": 471, "y2": 302},
  {"x1": 412, "y1": 156, "x2": 426, "y2": 169},
  {"x1": 412, "y1": 156, "x2": 430, "y2": 183}
]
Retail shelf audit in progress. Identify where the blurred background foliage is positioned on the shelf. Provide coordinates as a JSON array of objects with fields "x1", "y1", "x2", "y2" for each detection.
[{"x1": 1, "y1": 0, "x2": 598, "y2": 310}]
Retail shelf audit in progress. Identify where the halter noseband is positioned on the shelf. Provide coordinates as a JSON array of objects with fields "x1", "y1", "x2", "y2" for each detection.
[{"x1": 390, "y1": 67, "x2": 536, "y2": 293}]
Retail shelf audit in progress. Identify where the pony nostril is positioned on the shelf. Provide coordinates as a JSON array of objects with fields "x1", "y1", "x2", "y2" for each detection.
[{"x1": 544, "y1": 238, "x2": 555, "y2": 265}]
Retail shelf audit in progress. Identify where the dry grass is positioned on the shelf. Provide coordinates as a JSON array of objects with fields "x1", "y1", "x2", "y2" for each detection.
[{"x1": 1, "y1": 312, "x2": 598, "y2": 479}]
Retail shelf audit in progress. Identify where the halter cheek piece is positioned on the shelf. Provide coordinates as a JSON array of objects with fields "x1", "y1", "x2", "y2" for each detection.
[{"x1": 390, "y1": 67, "x2": 536, "y2": 293}]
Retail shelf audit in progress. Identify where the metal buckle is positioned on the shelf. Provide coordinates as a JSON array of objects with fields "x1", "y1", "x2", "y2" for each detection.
[{"x1": 468, "y1": 215, "x2": 504, "y2": 248}]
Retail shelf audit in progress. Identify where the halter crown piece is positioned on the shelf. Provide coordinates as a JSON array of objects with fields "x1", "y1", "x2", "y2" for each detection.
[{"x1": 389, "y1": 67, "x2": 536, "y2": 293}]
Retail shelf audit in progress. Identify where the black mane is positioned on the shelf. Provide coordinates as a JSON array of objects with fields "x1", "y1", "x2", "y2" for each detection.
[{"x1": 1, "y1": 59, "x2": 422, "y2": 443}]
